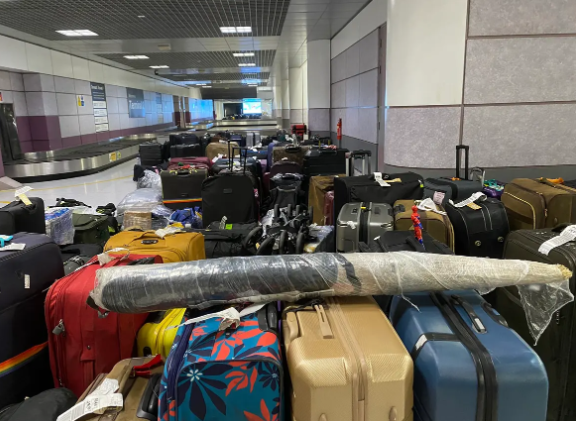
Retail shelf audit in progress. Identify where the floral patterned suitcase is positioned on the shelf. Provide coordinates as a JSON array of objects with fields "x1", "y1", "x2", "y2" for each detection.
[{"x1": 158, "y1": 304, "x2": 283, "y2": 421}]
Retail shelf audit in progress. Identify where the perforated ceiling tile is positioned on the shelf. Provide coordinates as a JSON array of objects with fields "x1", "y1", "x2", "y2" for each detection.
[
  {"x1": 0, "y1": 0, "x2": 290, "y2": 40},
  {"x1": 98, "y1": 50, "x2": 276, "y2": 70}
]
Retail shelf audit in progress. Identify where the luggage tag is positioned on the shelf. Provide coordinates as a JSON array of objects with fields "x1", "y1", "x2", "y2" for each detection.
[
  {"x1": 57, "y1": 393, "x2": 123, "y2": 421},
  {"x1": 0, "y1": 235, "x2": 26, "y2": 251},
  {"x1": 373, "y1": 173, "x2": 391, "y2": 187},
  {"x1": 169, "y1": 303, "x2": 269, "y2": 332},
  {"x1": 450, "y1": 192, "x2": 487, "y2": 209},
  {"x1": 14, "y1": 186, "x2": 32, "y2": 206},
  {"x1": 416, "y1": 198, "x2": 447, "y2": 215},
  {"x1": 155, "y1": 226, "x2": 183, "y2": 238},
  {"x1": 538, "y1": 225, "x2": 576, "y2": 256}
]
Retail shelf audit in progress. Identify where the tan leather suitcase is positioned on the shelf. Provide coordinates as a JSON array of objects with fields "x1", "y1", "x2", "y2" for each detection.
[
  {"x1": 309, "y1": 175, "x2": 345, "y2": 225},
  {"x1": 394, "y1": 200, "x2": 455, "y2": 250},
  {"x1": 283, "y1": 296, "x2": 413, "y2": 421}
]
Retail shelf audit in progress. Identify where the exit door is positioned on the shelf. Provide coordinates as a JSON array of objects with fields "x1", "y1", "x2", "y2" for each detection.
[{"x1": 0, "y1": 104, "x2": 23, "y2": 163}]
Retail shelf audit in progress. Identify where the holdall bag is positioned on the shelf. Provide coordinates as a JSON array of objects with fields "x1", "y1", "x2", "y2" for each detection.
[
  {"x1": 502, "y1": 178, "x2": 576, "y2": 231},
  {"x1": 446, "y1": 194, "x2": 510, "y2": 258},
  {"x1": 161, "y1": 168, "x2": 207, "y2": 210},
  {"x1": 72, "y1": 214, "x2": 111, "y2": 247},
  {"x1": 104, "y1": 231, "x2": 206, "y2": 263},
  {"x1": 74, "y1": 357, "x2": 163, "y2": 421},
  {"x1": 45, "y1": 254, "x2": 162, "y2": 397},
  {"x1": 394, "y1": 200, "x2": 455, "y2": 249},
  {"x1": 336, "y1": 202, "x2": 394, "y2": 252},
  {"x1": 0, "y1": 233, "x2": 64, "y2": 409},
  {"x1": 283, "y1": 296, "x2": 413, "y2": 421},
  {"x1": 0, "y1": 197, "x2": 46, "y2": 235},
  {"x1": 158, "y1": 304, "x2": 282, "y2": 421},
  {"x1": 137, "y1": 309, "x2": 186, "y2": 358},
  {"x1": 489, "y1": 226, "x2": 576, "y2": 421},
  {"x1": 390, "y1": 290, "x2": 548, "y2": 421},
  {"x1": 0, "y1": 388, "x2": 76, "y2": 421},
  {"x1": 272, "y1": 145, "x2": 310, "y2": 166},
  {"x1": 205, "y1": 141, "x2": 239, "y2": 161}
]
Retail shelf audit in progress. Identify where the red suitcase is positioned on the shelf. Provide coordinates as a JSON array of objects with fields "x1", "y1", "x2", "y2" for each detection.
[
  {"x1": 45, "y1": 253, "x2": 162, "y2": 397},
  {"x1": 324, "y1": 191, "x2": 335, "y2": 225},
  {"x1": 291, "y1": 123, "x2": 307, "y2": 137}
]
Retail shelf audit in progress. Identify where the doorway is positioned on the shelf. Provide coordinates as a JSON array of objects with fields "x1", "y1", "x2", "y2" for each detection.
[{"x1": 0, "y1": 104, "x2": 23, "y2": 163}]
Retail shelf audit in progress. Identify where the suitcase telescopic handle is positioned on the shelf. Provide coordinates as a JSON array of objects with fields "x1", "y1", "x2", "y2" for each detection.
[
  {"x1": 451, "y1": 295, "x2": 487, "y2": 333},
  {"x1": 455, "y1": 145, "x2": 470, "y2": 180}
]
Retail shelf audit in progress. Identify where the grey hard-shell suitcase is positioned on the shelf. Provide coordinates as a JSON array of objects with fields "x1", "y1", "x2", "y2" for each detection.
[{"x1": 336, "y1": 202, "x2": 394, "y2": 252}]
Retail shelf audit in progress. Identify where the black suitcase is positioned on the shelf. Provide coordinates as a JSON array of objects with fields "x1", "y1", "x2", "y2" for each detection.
[
  {"x1": 303, "y1": 148, "x2": 347, "y2": 177},
  {"x1": 59, "y1": 244, "x2": 103, "y2": 275},
  {"x1": 269, "y1": 161, "x2": 302, "y2": 177},
  {"x1": 212, "y1": 157, "x2": 260, "y2": 178},
  {"x1": 446, "y1": 196, "x2": 509, "y2": 258},
  {"x1": 170, "y1": 143, "x2": 203, "y2": 158},
  {"x1": 0, "y1": 198, "x2": 45, "y2": 235},
  {"x1": 0, "y1": 233, "x2": 64, "y2": 408},
  {"x1": 201, "y1": 174, "x2": 257, "y2": 227},
  {"x1": 489, "y1": 227, "x2": 576, "y2": 421},
  {"x1": 424, "y1": 145, "x2": 483, "y2": 205},
  {"x1": 139, "y1": 142, "x2": 163, "y2": 166},
  {"x1": 0, "y1": 388, "x2": 77, "y2": 421},
  {"x1": 161, "y1": 168, "x2": 207, "y2": 208}
]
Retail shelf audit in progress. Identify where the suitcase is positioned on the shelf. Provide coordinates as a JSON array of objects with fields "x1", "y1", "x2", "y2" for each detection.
[
  {"x1": 424, "y1": 146, "x2": 482, "y2": 205},
  {"x1": 170, "y1": 143, "x2": 203, "y2": 158},
  {"x1": 283, "y1": 296, "x2": 413, "y2": 421},
  {"x1": 309, "y1": 175, "x2": 341, "y2": 225},
  {"x1": 104, "y1": 231, "x2": 206, "y2": 263},
  {"x1": 272, "y1": 145, "x2": 310, "y2": 166},
  {"x1": 168, "y1": 156, "x2": 211, "y2": 171},
  {"x1": 74, "y1": 357, "x2": 163, "y2": 421},
  {"x1": 45, "y1": 254, "x2": 161, "y2": 397},
  {"x1": 267, "y1": 140, "x2": 291, "y2": 168},
  {"x1": 159, "y1": 304, "x2": 282, "y2": 421},
  {"x1": 389, "y1": 290, "x2": 548, "y2": 421},
  {"x1": 205, "y1": 141, "x2": 239, "y2": 161},
  {"x1": 139, "y1": 142, "x2": 163, "y2": 166},
  {"x1": 0, "y1": 233, "x2": 64, "y2": 409},
  {"x1": 336, "y1": 202, "x2": 394, "y2": 252},
  {"x1": 230, "y1": 133, "x2": 246, "y2": 146},
  {"x1": 483, "y1": 179, "x2": 506, "y2": 200},
  {"x1": 490, "y1": 227, "x2": 576, "y2": 421},
  {"x1": 269, "y1": 160, "x2": 302, "y2": 177},
  {"x1": 137, "y1": 309, "x2": 186, "y2": 358},
  {"x1": 446, "y1": 196, "x2": 510, "y2": 258},
  {"x1": 324, "y1": 191, "x2": 335, "y2": 225},
  {"x1": 0, "y1": 388, "x2": 76, "y2": 421},
  {"x1": 291, "y1": 123, "x2": 307, "y2": 137},
  {"x1": 303, "y1": 147, "x2": 348, "y2": 177},
  {"x1": 72, "y1": 214, "x2": 110, "y2": 247},
  {"x1": 0, "y1": 198, "x2": 46, "y2": 235},
  {"x1": 394, "y1": 200, "x2": 454, "y2": 249},
  {"x1": 201, "y1": 174, "x2": 258, "y2": 227},
  {"x1": 60, "y1": 244, "x2": 103, "y2": 275},
  {"x1": 362, "y1": 230, "x2": 454, "y2": 254},
  {"x1": 502, "y1": 178, "x2": 576, "y2": 231},
  {"x1": 161, "y1": 168, "x2": 207, "y2": 209}
]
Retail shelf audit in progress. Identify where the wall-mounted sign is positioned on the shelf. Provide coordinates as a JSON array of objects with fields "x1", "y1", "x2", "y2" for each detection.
[
  {"x1": 95, "y1": 116, "x2": 109, "y2": 125},
  {"x1": 77, "y1": 95, "x2": 85, "y2": 107},
  {"x1": 91, "y1": 82, "x2": 109, "y2": 133},
  {"x1": 127, "y1": 88, "x2": 145, "y2": 118},
  {"x1": 109, "y1": 152, "x2": 117, "y2": 162},
  {"x1": 94, "y1": 108, "x2": 108, "y2": 117}
]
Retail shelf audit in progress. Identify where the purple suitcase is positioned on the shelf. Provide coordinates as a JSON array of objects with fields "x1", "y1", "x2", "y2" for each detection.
[{"x1": 482, "y1": 180, "x2": 506, "y2": 200}]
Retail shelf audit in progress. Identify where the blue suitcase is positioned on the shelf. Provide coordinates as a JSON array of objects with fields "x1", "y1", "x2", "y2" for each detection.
[{"x1": 389, "y1": 290, "x2": 548, "y2": 421}]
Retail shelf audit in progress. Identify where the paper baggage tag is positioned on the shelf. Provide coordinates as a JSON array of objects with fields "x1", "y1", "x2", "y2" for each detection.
[
  {"x1": 57, "y1": 393, "x2": 123, "y2": 421},
  {"x1": 90, "y1": 378, "x2": 119, "y2": 396},
  {"x1": 373, "y1": 173, "x2": 390, "y2": 187},
  {"x1": 451, "y1": 192, "x2": 487, "y2": 208},
  {"x1": 432, "y1": 191, "x2": 445, "y2": 206},
  {"x1": 466, "y1": 203, "x2": 482, "y2": 210},
  {"x1": 155, "y1": 226, "x2": 182, "y2": 238},
  {"x1": 0, "y1": 243, "x2": 25, "y2": 251},
  {"x1": 539, "y1": 225, "x2": 576, "y2": 256},
  {"x1": 169, "y1": 303, "x2": 269, "y2": 331},
  {"x1": 24, "y1": 274, "x2": 30, "y2": 289},
  {"x1": 14, "y1": 186, "x2": 33, "y2": 206},
  {"x1": 417, "y1": 198, "x2": 447, "y2": 215}
]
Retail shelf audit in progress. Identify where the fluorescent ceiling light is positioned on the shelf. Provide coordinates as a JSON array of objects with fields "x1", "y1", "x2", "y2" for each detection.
[
  {"x1": 220, "y1": 27, "x2": 236, "y2": 33},
  {"x1": 138, "y1": 15, "x2": 146, "y2": 18},
  {"x1": 221, "y1": 27, "x2": 252, "y2": 34},
  {"x1": 202, "y1": 86, "x2": 212, "y2": 88},
  {"x1": 150, "y1": 65, "x2": 169, "y2": 69},
  {"x1": 236, "y1": 27, "x2": 252, "y2": 33},
  {"x1": 233, "y1": 52, "x2": 255, "y2": 57},
  {"x1": 124, "y1": 55, "x2": 149, "y2": 59},
  {"x1": 248, "y1": 84, "x2": 258, "y2": 87},
  {"x1": 56, "y1": 29, "x2": 98, "y2": 37},
  {"x1": 239, "y1": 63, "x2": 256, "y2": 67}
]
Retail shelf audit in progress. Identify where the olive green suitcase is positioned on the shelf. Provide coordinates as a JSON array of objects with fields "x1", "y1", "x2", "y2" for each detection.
[{"x1": 73, "y1": 214, "x2": 111, "y2": 247}]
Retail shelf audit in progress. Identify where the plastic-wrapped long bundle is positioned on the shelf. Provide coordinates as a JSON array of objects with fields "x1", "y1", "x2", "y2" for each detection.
[{"x1": 91, "y1": 252, "x2": 574, "y2": 342}]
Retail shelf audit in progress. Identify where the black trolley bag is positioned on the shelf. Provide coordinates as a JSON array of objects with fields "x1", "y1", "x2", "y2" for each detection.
[
  {"x1": 139, "y1": 142, "x2": 163, "y2": 166},
  {"x1": 201, "y1": 145, "x2": 257, "y2": 227},
  {"x1": 161, "y1": 167, "x2": 207, "y2": 210},
  {"x1": 303, "y1": 147, "x2": 348, "y2": 177},
  {"x1": 424, "y1": 145, "x2": 483, "y2": 206},
  {"x1": 0, "y1": 233, "x2": 64, "y2": 408},
  {"x1": 489, "y1": 225, "x2": 576, "y2": 421},
  {"x1": 170, "y1": 143, "x2": 203, "y2": 158},
  {"x1": 0, "y1": 198, "x2": 46, "y2": 236}
]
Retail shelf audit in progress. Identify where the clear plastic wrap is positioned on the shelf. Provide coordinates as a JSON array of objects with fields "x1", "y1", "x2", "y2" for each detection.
[
  {"x1": 91, "y1": 252, "x2": 573, "y2": 342},
  {"x1": 45, "y1": 208, "x2": 75, "y2": 245},
  {"x1": 122, "y1": 210, "x2": 152, "y2": 230},
  {"x1": 137, "y1": 170, "x2": 162, "y2": 190},
  {"x1": 116, "y1": 188, "x2": 172, "y2": 226}
]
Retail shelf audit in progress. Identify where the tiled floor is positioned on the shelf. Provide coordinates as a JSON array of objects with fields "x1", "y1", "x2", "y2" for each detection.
[{"x1": 0, "y1": 159, "x2": 139, "y2": 208}]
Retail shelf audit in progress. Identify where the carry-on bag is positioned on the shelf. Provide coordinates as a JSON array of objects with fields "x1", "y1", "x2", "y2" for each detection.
[
  {"x1": 161, "y1": 168, "x2": 207, "y2": 210},
  {"x1": 137, "y1": 309, "x2": 186, "y2": 358},
  {"x1": 0, "y1": 197, "x2": 46, "y2": 235},
  {"x1": 0, "y1": 233, "x2": 64, "y2": 409},
  {"x1": 490, "y1": 226, "x2": 576, "y2": 421},
  {"x1": 308, "y1": 175, "x2": 342, "y2": 225},
  {"x1": 389, "y1": 290, "x2": 548, "y2": 421},
  {"x1": 283, "y1": 296, "x2": 413, "y2": 421},
  {"x1": 446, "y1": 195, "x2": 510, "y2": 258},
  {"x1": 104, "y1": 230, "x2": 205, "y2": 263},
  {"x1": 139, "y1": 142, "x2": 163, "y2": 166},
  {"x1": 502, "y1": 178, "x2": 576, "y2": 231},
  {"x1": 45, "y1": 254, "x2": 162, "y2": 397},
  {"x1": 158, "y1": 304, "x2": 282, "y2": 421},
  {"x1": 72, "y1": 214, "x2": 110, "y2": 246},
  {"x1": 303, "y1": 147, "x2": 348, "y2": 177},
  {"x1": 0, "y1": 388, "x2": 76, "y2": 421},
  {"x1": 394, "y1": 200, "x2": 454, "y2": 249},
  {"x1": 73, "y1": 357, "x2": 163, "y2": 421},
  {"x1": 336, "y1": 202, "x2": 394, "y2": 252},
  {"x1": 424, "y1": 146, "x2": 482, "y2": 205}
]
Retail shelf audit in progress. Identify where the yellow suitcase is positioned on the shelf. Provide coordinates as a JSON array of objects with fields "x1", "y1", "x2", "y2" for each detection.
[{"x1": 137, "y1": 309, "x2": 186, "y2": 358}]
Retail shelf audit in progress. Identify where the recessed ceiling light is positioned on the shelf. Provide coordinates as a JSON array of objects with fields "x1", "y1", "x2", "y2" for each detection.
[
  {"x1": 138, "y1": 15, "x2": 146, "y2": 18},
  {"x1": 150, "y1": 65, "x2": 169, "y2": 69},
  {"x1": 202, "y1": 86, "x2": 212, "y2": 88},
  {"x1": 239, "y1": 63, "x2": 256, "y2": 67},
  {"x1": 124, "y1": 55, "x2": 149, "y2": 60},
  {"x1": 56, "y1": 29, "x2": 98, "y2": 37},
  {"x1": 236, "y1": 27, "x2": 252, "y2": 33},
  {"x1": 233, "y1": 52, "x2": 255, "y2": 57},
  {"x1": 220, "y1": 27, "x2": 236, "y2": 33}
]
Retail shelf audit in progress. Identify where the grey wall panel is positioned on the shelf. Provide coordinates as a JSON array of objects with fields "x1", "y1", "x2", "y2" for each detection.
[
  {"x1": 345, "y1": 75, "x2": 360, "y2": 108},
  {"x1": 358, "y1": 108, "x2": 378, "y2": 144},
  {"x1": 290, "y1": 109, "x2": 303, "y2": 124},
  {"x1": 344, "y1": 108, "x2": 359, "y2": 137},
  {"x1": 331, "y1": 53, "x2": 347, "y2": 83},
  {"x1": 331, "y1": 81, "x2": 346, "y2": 108},
  {"x1": 345, "y1": 43, "x2": 360, "y2": 80},
  {"x1": 469, "y1": 0, "x2": 576, "y2": 36},
  {"x1": 308, "y1": 108, "x2": 330, "y2": 132},
  {"x1": 359, "y1": 69, "x2": 378, "y2": 107},
  {"x1": 385, "y1": 107, "x2": 461, "y2": 168},
  {"x1": 358, "y1": 30, "x2": 379, "y2": 74},
  {"x1": 463, "y1": 104, "x2": 576, "y2": 167},
  {"x1": 465, "y1": 37, "x2": 576, "y2": 104}
]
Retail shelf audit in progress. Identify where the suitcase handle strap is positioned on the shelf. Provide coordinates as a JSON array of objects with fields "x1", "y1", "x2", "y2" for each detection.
[{"x1": 451, "y1": 295, "x2": 487, "y2": 333}]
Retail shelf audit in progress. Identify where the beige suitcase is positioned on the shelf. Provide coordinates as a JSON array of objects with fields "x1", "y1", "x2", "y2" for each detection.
[{"x1": 283, "y1": 296, "x2": 414, "y2": 421}]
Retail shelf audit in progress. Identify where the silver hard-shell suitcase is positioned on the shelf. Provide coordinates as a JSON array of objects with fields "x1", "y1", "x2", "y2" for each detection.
[{"x1": 336, "y1": 202, "x2": 394, "y2": 252}]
